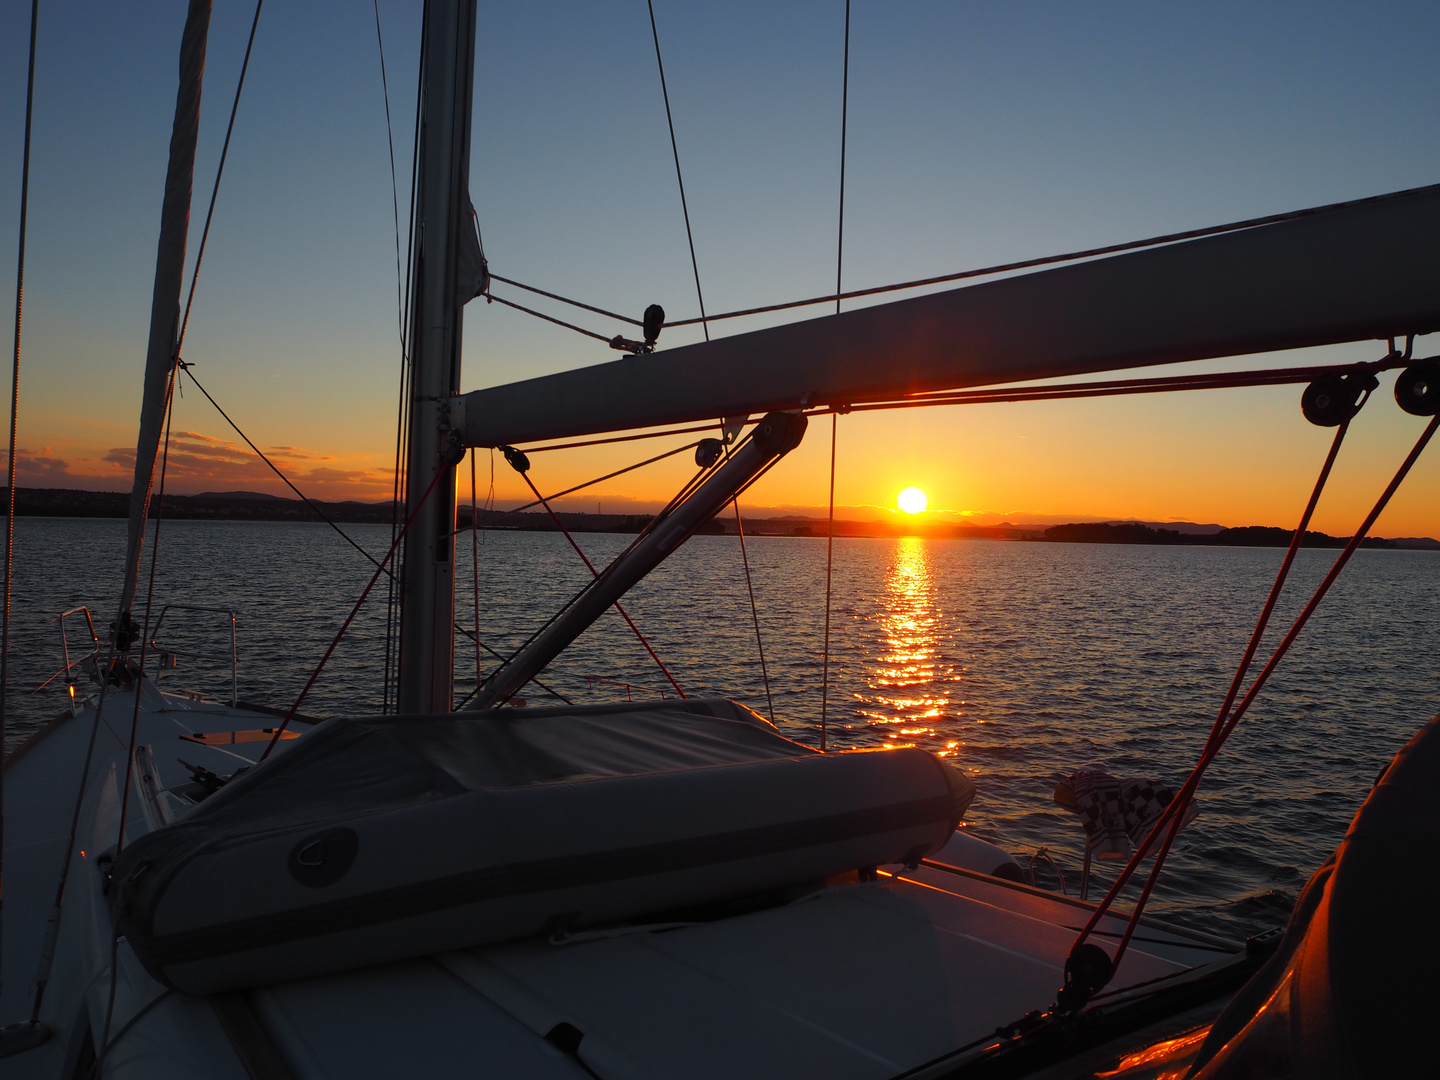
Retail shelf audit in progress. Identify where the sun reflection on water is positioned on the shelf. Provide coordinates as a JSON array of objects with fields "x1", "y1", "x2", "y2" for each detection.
[{"x1": 856, "y1": 538, "x2": 960, "y2": 756}]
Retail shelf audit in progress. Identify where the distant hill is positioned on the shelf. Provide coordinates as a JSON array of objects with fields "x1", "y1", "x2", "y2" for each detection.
[
  {"x1": 1041, "y1": 521, "x2": 1422, "y2": 549},
  {"x1": 2, "y1": 487, "x2": 399, "y2": 523},
  {"x1": 3, "y1": 489, "x2": 1435, "y2": 548},
  {"x1": 1104, "y1": 519, "x2": 1225, "y2": 536}
]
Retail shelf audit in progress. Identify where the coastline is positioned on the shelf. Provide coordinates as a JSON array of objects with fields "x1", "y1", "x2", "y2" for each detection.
[{"x1": 6, "y1": 487, "x2": 1436, "y2": 549}]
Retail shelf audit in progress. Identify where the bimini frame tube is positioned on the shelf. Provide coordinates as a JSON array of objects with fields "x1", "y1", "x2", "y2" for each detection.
[{"x1": 469, "y1": 411, "x2": 806, "y2": 710}]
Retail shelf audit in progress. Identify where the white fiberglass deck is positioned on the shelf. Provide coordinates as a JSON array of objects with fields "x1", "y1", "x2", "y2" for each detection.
[{"x1": 3, "y1": 689, "x2": 1237, "y2": 1079}]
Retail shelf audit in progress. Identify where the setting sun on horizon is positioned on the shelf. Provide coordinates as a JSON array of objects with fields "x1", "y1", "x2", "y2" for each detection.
[{"x1": 897, "y1": 487, "x2": 929, "y2": 515}]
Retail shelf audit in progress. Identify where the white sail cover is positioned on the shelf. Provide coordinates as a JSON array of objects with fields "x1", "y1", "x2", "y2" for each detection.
[{"x1": 110, "y1": 699, "x2": 973, "y2": 993}]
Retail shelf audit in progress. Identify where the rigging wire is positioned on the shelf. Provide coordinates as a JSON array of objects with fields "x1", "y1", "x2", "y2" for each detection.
[
  {"x1": 716, "y1": 427, "x2": 775, "y2": 725},
  {"x1": 27, "y1": 2, "x2": 262, "y2": 1024},
  {"x1": 382, "y1": 343, "x2": 410, "y2": 712},
  {"x1": 454, "y1": 626, "x2": 572, "y2": 705},
  {"x1": 516, "y1": 470, "x2": 686, "y2": 698},
  {"x1": 485, "y1": 290, "x2": 611, "y2": 343},
  {"x1": 384, "y1": 5, "x2": 428, "y2": 712},
  {"x1": 175, "y1": 0, "x2": 264, "y2": 356},
  {"x1": 733, "y1": 498, "x2": 775, "y2": 725},
  {"x1": 84, "y1": 991, "x2": 173, "y2": 1079},
  {"x1": 471, "y1": 453, "x2": 723, "y2": 700},
  {"x1": 1071, "y1": 409, "x2": 1440, "y2": 994},
  {"x1": 665, "y1": 185, "x2": 1440, "y2": 327},
  {"x1": 833, "y1": 357, "x2": 1416, "y2": 413},
  {"x1": 817, "y1": 2, "x2": 850, "y2": 748},
  {"x1": 116, "y1": 373, "x2": 180, "y2": 860},
  {"x1": 371, "y1": 0, "x2": 404, "y2": 347},
  {"x1": 820, "y1": 414, "x2": 837, "y2": 750},
  {"x1": 179, "y1": 364, "x2": 386, "y2": 572},
  {"x1": 485, "y1": 183, "x2": 1440, "y2": 337},
  {"x1": 489, "y1": 273, "x2": 641, "y2": 327},
  {"x1": 647, "y1": 0, "x2": 708, "y2": 340},
  {"x1": 498, "y1": 360, "x2": 1408, "y2": 461},
  {"x1": 519, "y1": 422, "x2": 723, "y2": 454},
  {"x1": 1, "y1": 0, "x2": 39, "y2": 1009},
  {"x1": 1071, "y1": 416, "x2": 1350, "y2": 960},
  {"x1": 836, "y1": 0, "x2": 850, "y2": 315},
  {"x1": 262, "y1": 467, "x2": 449, "y2": 759},
  {"x1": 456, "y1": 439, "x2": 702, "y2": 531},
  {"x1": 99, "y1": 364, "x2": 183, "y2": 1071},
  {"x1": 470, "y1": 449, "x2": 482, "y2": 690}
]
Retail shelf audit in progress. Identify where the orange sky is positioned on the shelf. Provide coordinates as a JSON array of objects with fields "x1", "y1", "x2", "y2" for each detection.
[
  {"x1": 8, "y1": 9, "x2": 1440, "y2": 539},
  {"x1": 11, "y1": 343, "x2": 1440, "y2": 539}
]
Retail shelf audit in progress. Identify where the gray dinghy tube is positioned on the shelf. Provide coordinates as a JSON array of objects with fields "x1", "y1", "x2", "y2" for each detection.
[{"x1": 109, "y1": 699, "x2": 974, "y2": 994}]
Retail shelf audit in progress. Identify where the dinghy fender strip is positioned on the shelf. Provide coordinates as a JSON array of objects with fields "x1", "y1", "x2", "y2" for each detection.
[{"x1": 138, "y1": 792, "x2": 961, "y2": 970}]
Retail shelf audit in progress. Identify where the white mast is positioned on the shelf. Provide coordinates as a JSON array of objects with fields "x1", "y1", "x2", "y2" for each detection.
[{"x1": 396, "y1": 0, "x2": 478, "y2": 714}]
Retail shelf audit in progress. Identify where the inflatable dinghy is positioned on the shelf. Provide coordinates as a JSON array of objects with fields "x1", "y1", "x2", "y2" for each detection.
[{"x1": 110, "y1": 698, "x2": 973, "y2": 994}]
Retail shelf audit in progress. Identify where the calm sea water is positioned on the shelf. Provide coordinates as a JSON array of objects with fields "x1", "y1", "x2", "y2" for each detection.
[{"x1": 5, "y1": 516, "x2": 1439, "y2": 936}]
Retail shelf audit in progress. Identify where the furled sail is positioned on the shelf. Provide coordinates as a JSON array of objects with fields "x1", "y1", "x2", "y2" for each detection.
[
  {"x1": 455, "y1": 184, "x2": 1440, "y2": 448},
  {"x1": 116, "y1": 0, "x2": 212, "y2": 641},
  {"x1": 455, "y1": 192, "x2": 489, "y2": 307}
]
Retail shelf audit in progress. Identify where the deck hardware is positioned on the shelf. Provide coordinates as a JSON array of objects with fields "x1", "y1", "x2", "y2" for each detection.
[
  {"x1": 1301, "y1": 371, "x2": 1376, "y2": 426},
  {"x1": 35, "y1": 606, "x2": 101, "y2": 712},
  {"x1": 440, "y1": 427, "x2": 467, "y2": 466},
  {"x1": 642, "y1": 303, "x2": 665, "y2": 347},
  {"x1": 111, "y1": 611, "x2": 141, "y2": 652},
  {"x1": 180, "y1": 728, "x2": 299, "y2": 746},
  {"x1": 500, "y1": 445, "x2": 530, "y2": 473},
  {"x1": 608, "y1": 303, "x2": 666, "y2": 354},
  {"x1": 149, "y1": 605, "x2": 239, "y2": 706},
  {"x1": 1245, "y1": 926, "x2": 1284, "y2": 958},
  {"x1": 177, "y1": 759, "x2": 228, "y2": 796},
  {"x1": 1395, "y1": 359, "x2": 1440, "y2": 415},
  {"x1": 695, "y1": 438, "x2": 722, "y2": 467},
  {"x1": 1058, "y1": 942, "x2": 1113, "y2": 1012},
  {"x1": 287, "y1": 828, "x2": 359, "y2": 888},
  {"x1": 994, "y1": 1009, "x2": 1045, "y2": 1039}
]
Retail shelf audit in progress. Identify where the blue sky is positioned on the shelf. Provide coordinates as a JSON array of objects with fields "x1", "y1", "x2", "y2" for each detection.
[{"x1": 3, "y1": 2, "x2": 1440, "y2": 533}]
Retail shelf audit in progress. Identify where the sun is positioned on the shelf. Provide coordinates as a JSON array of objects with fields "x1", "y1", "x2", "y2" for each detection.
[{"x1": 897, "y1": 486, "x2": 928, "y2": 515}]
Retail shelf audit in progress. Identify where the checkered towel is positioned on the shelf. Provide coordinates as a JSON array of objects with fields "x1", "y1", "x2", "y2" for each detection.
[{"x1": 1067, "y1": 769, "x2": 1197, "y2": 860}]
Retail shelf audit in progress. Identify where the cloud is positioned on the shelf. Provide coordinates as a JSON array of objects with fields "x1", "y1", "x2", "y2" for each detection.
[
  {"x1": 7, "y1": 433, "x2": 394, "y2": 502},
  {"x1": 8, "y1": 448, "x2": 79, "y2": 483}
]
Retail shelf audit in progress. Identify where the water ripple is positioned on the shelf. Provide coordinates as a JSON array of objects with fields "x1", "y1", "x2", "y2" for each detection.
[{"x1": 5, "y1": 520, "x2": 1439, "y2": 935}]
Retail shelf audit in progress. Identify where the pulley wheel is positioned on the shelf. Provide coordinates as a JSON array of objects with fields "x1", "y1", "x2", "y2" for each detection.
[
  {"x1": 1301, "y1": 376, "x2": 1354, "y2": 427},
  {"x1": 1064, "y1": 942, "x2": 1114, "y2": 996},
  {"x1": 695, "y1": 438, "x2": 723, "y2": 468},
  {"x1": 1395, "y1": 361, "x2": 1440, "y2": 416}
]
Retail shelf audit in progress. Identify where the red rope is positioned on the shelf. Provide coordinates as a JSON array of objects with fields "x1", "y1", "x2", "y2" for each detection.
[
  {"x1": 518, "y1": 471, "x2": 685, "y2": 699},
  {"x1": 518, "y1": 421, "x2": 722, "y2": 454},
  {"x1": 502, "y1": 358, "x2": 1407, "y2": 457},
  {"x1": 838, "y1": 357, "x2": 1409, "y2": 414},
  {"x1": 819, "y1": 413, "x2": 837, "y2": 750},
  {"x1": 1071, "y1": 412, "x2": 1440, "y2": 988},
  {"x1": 261, "y1": 467, "x2": 447, "y2": 759}
]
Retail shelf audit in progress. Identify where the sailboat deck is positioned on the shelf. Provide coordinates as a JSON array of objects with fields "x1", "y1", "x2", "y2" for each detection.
[{"x1": 4, "y1": 694, "x2": 1238, "y2": 1078}]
